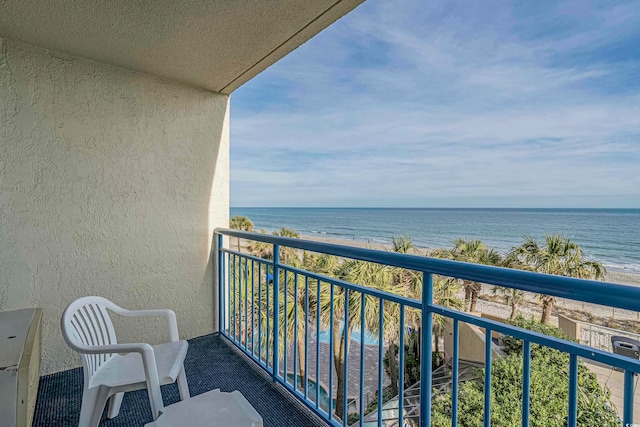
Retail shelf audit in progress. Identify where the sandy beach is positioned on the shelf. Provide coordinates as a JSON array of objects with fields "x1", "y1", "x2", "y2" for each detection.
[
  {"x1": 604, "y1": 270, "x2": 640, "y2": 287},
  {"x1": 237, "y1": 231, "x2": 640, "y2": 328},
  {"x1": 277, "y1": 232, "x2": 640, "y2": 330},
  {"x1": 296, "y1": 233, "x2": 640, "y2": 288}
]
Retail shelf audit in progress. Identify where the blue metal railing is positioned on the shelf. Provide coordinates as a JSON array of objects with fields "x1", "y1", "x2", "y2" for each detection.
[{"x1": 215, "y1": 228, "x2": 640, "y2": 427}]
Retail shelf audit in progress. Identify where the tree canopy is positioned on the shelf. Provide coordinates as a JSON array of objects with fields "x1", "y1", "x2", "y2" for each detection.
[
  {"x1": 432, "y1": 317, "x2": 619, "y2": 427},
  {"x1": 507, "y1": 234, "x2": 606, "y2": 324},
  {"x1": 229, "y1": 215, "x2": 254, "y2": 232}
]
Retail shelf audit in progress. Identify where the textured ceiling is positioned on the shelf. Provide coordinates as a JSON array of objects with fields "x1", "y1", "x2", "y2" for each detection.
[{"x1": 0, "y1": 0, "x2": 364, "y2": 94}]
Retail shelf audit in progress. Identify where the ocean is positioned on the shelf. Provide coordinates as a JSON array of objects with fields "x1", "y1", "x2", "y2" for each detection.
[{"x1": 229, "y1": 208, "x2": 640, "y2": 274}]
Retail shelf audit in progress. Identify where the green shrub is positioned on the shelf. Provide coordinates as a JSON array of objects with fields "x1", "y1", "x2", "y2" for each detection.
[
  {"x1": 346, "y1": 413, "x2": 360, "y2": 425},
  {"x1": 501, "y1": 315, "x2": 571, "y2": 357},
  {"x1": 432, "y1": 317, "x2": 619, "y2": 427}
]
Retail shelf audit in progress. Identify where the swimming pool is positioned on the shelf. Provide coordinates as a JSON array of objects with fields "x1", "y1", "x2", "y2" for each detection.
[
  {"x1": 286, "y1": 373, "x2": 330, "y2": 408},
  {"x1": 285, "y1": 373, "x2": 357, "y2": 413},
  {"x1": 316, "y1": 320, "x2": 379, "y2": 345}
]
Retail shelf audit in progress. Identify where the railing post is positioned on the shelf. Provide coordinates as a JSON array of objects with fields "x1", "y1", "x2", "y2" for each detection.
[
  {"x1": 521, "y1": 341, "x2": 531, "y2": 427},
  {"x1": 624, "y1": 369, "x2": 634, "y2": 425},
  {"x1": 484, "y1": 328, "x2": 492, "y2": 427},
  {"x1": 217, "y1": 233, "x2": 223, "y2": 335},
  {"x1": 420, "y1": 272, "x2": 433, "y2": 427},
  {"x1": 567, "y1": 354, "x2": 578, "y2": 427},
  {"x1": 399, "y1": 305, "x2": 405, "y2": 427},
  {"x1": 452, "y1": 320, "x2": 460, "y2": 427},
  {"x1": 272, "y1": 244, "x2": 280, "y2": 383},
  {"x1": 343, "y1": 288, "x2": 349, "y2": 426}
]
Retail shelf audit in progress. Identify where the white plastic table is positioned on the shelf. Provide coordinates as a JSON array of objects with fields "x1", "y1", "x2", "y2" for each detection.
[{"x1": 144, "y1": 389, "x2": 263, "y2": 427}]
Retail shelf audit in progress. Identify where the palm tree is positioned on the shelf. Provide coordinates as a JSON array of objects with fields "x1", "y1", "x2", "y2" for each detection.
[
  {"x1": 249, "y1": 262, "x2": 317, "y2": 384},
  {"x1": 431, "y1": 277, "x2": 464, "y2": 352},
  {"x1": 386, "y1": 237, "x2": 420, "y2": 395},
  {"x1": 268, "y1": 252, "x2": 340, "y2": 397},
  {"x1": 280, "y1": 271, "x2": 311, "y2": 382},
  {"x1": 385, "y1": 237, "x2": 463, "y2": 395},
  {"x1": 229, "y1": 216, "x2": 254, "y2": 251},
  {"x1": 321, "y1": 259, "x2": 395, "y2": 421},
  {"x1": 508, "y1": 234, "x2": 606, "y2": 324},
  {"x1": 229, "y1": 255, "x2": 254, "y2": 344},
  {"x1": 303, "y1": 252, "x2": 341, "y2": 276},
  {"x1": 392, "y1": 235, "x2": 415, "y2": 254},
  {"x1": 434, "y1": 239, "x2": 502, "y2": 312},
  {"x1": 244, "y1": 229, "x2": 326, "y2": 397},
  {"x1": 275, "y1": 227, "x2": 300, "y2": 238},
  {"x1": 395, "y1": 272, "x2": 463, "y2": 379},
  {"x1": 248, "y1": 229, "x2": 272, "y2": 259},
  {"x1": 249, "y1": 229, "x2": 308, "y2": 387},
  {"x1": 493, "y1": 256, "x2": 528, "y2": 320},
  {"x1": 492, "y1": 287, "x2": 526, "y2": 320},
  {"x1": 269, "y1": 229, "x2": 304, "y2": 381},
  {"x1": 273, "y1": 227, "x2": 301, "y2": 265}
]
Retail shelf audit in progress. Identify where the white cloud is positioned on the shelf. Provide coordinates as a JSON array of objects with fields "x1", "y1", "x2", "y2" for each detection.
[{"x1": 230, "y1": 0, "x2": 640, "y2": 207}]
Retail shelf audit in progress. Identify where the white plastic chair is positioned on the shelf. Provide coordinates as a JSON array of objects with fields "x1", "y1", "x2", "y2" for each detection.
[{"x1": 61, "y1": 296, "x2": 190, "y2": 427}]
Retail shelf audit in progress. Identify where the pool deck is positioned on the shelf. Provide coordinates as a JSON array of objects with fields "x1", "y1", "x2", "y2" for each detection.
[{"x1": 281, "y1": 327, "x2": 391, "y2": 409}]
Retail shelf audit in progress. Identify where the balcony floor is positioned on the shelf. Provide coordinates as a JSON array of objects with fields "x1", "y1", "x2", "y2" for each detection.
[{"x1": 33, "y1": 334, "x2": 328, "y2": 427}]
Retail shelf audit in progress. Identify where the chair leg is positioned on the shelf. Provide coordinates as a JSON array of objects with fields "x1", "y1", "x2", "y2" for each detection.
[
  {"x1": 147, "y1": 385, "x2": 165, "y2": 420},
  {"x1": 177, "y1": 366, "x2": 190, "y2": 400},
  {"x1": 107, "y1": 392, "x2": 125, "y2": 418},
  {"x1": 78, "y1": 386, "x2": 110, "y2": 427}
]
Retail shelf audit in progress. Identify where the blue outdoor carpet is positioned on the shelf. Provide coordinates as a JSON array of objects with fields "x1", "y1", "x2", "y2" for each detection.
[{"x1": 33, "y1": 334, "x2": 329, "y2": 426}]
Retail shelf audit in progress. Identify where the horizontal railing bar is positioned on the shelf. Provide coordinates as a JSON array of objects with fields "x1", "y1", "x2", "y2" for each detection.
[
  {"x1": 222, "y1": 248, "x2": 422, "y2": 309},
  {"x1": 221, "y1": 248, "x2": 270, "y2": 264},
  {"x1": 215, "y1": 228, "x2": 640, "y2": 312},
  {"x1": 279, "y1": 265, "x2": 422, "y2": 309},
  {"x1": 432, "y1": 305, "x2": 640, "y2": 372}
]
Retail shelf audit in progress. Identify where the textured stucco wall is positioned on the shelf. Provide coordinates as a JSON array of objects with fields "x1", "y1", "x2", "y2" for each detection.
[{"x1": 0, "y1": 37, "x2": 229, "y2": 374}]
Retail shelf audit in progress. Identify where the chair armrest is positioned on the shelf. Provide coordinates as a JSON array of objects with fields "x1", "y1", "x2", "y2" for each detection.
[
  {"x1": 79, "y1": 342, "x2": 164, "y2": 416},
  {"x1": 76, "y1": 343, "x2": 160, "y2": 384},
  {"x1": 76, "y1": 343, "x2": 159, "y2": 378},
  {"x1": 74, "y1": 341, "x2": 153, "y2": 355},
  {"x1": 111, "y1": 308, "x2": 180, "y2": 342}
]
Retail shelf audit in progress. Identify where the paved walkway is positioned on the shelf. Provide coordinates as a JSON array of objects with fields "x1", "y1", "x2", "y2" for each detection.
[{"x1": 583, "y1": 359, "x2": 640, "y2": 420}]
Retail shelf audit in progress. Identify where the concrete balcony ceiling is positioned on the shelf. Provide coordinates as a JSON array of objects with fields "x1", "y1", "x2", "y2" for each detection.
[{"x1": 0, "y1": 0, "x2": 364, "y2": 94}]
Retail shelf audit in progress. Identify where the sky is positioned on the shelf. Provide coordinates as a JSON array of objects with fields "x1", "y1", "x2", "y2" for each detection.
[{"x1": 230, "y1": 0, "x2": 640, "y2": 208}]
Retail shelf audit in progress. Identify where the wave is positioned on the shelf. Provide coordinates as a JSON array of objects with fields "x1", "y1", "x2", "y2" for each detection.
[
  {"x1": 603, "y1": 262, "x2": 640, "y2": 274},
  {"x1": 232, "y1": 208, "x2": 640, "y2": 275},
  {"x1": 371, "y1": 238, "x2": 389, "y2": 244}
]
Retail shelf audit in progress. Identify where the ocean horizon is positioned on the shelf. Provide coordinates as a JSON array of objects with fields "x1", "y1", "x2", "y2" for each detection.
[{"x1": 230, "y1": 207, "x2": 640, "y2": 274}]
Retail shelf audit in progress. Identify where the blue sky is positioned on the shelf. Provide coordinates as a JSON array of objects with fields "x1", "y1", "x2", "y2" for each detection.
[{"x1": 230, "y1": 0, "x2": 640, "y2": 208}]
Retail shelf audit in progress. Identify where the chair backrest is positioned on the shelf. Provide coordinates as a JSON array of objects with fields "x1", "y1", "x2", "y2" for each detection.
[{"x1": 61, "y1": 296, "x2": 119, "y2": 386}]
